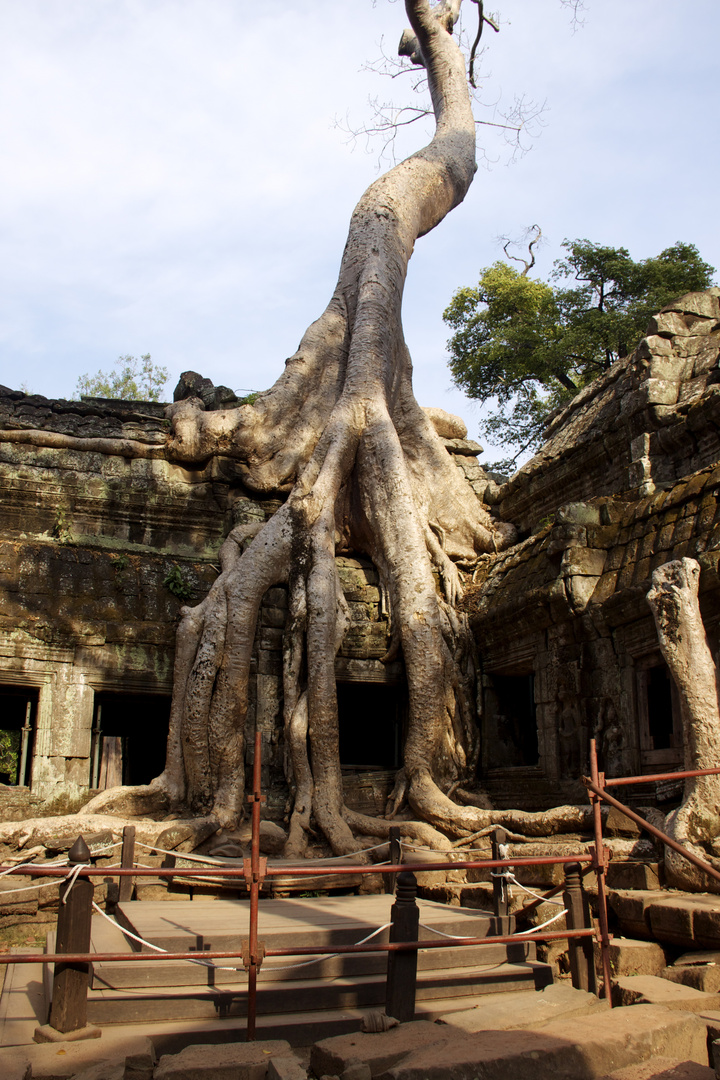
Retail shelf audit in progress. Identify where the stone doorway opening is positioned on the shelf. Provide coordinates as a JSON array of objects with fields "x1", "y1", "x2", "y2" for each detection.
[
  {"x1": 483, "y1": 673, "x2": 539, "y2": 770},
  {"x1": 636, "y1": 659, "x2": 683, "y2": 770},
  {"x1": 0, "y1": 685, "x2": 37, "y2": 786},
  {"x1": 90, "y1": 692, "x2": 170, "y2": 789},
  {"x1": 337, "y1": 680, "x2": 406, "y2": 771}
]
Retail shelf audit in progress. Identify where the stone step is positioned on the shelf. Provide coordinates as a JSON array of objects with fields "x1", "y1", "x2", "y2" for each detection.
[
  {"x1": 88, "y1": 911, "x2": 535, "y2": 989},
  {"x1": 608, "y1": 890, "x2": 720, "y2": 950},
  {"x1": 613, "y1": 975, "x2": 720, "y2": 1013},
  {"x1": 90, "y1": 923, "x2": 533, "y2": 990},
  {"x1": 114, "y1": 896, "x2": 509, "y2": 954},
  {"x1": 82, "y1": 960, "x2": 553, "y2": 1024}
]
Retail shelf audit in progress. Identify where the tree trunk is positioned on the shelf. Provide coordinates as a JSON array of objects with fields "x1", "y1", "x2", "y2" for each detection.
[
  {"x1": 127, "y1": 0, "x2": 530, "y2": 854},
  {"x1": 646, "y1": 558, "x2": 720, "y2": 890}
]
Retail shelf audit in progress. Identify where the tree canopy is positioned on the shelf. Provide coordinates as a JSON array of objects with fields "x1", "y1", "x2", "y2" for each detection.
[
  {"x1": 75, "y1": 354, "x2": 169, "y2": 402},
  {"x1": 444, "y1": 239, "x2": 716, "y2": 472}
]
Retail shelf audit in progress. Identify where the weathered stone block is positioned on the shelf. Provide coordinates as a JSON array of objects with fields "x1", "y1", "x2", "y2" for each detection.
[
  {"x1": 637, "y1": 335, "x2": 675, "y2": 359},
  {"x1": 664, "y1": 292, "x2": 720, "y2": 320},
  {"x1": 613, "y1": 974, "x2": 720, "y2": 1013},
  {"x1": 155, "y1": 1041, "x2": 292, "y2": 1080},
  {"x1": 648, "y1": 312, "x2": 692, "y2": 336},
  {"x1": 311, "y1": 1022, "x2": 447, "y2": 1078},
  {"x1": 267, "y1": 1054, "x2": 308, "y2": 1080},
  {"x1": 663, "y1": 959, "x2": 720, "y2": 994},
  {"x1": 643, "y1": 378, "x2": 680, "y2": 406},
  {"x1": 606, "y1": 862, "x2": 661, "y2": 891},
  {"x1": 648, "y1": 356, "x2": 686, "y2": 381},
  {"x1": 601, "y1": 937, "x2": 667, "y2": 977},
  {"x1": 647, "y1": 898, "x2": 697, "y2": 946}
]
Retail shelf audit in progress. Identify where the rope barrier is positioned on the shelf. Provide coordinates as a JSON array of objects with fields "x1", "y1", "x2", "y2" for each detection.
[
  {"x1": 505, "y1": 874, "x2": 566, "y2": 907},
  {"x1": 133, "y1": 838, "x2": 389, "y2": 866},
  {"x1": 90, "y1": 902, "x2": 394, "y2": 978},
  {"x1": 0, "y1": 856, "x2": 70, "y2": 877}
]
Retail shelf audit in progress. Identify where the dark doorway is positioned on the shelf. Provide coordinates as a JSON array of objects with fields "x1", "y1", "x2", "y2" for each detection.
[
  {"x1": 484, "y1": 673, "x2": 539, "y2": 769},
  {"x1": 90, "y1": 692, "x2": 170, "y2": 788},
  {"x1": 646, "y1": 666, "x2": 675, "y2": 750},
  {"x1": 637, "y1": 660, "x2": 682, "y2": 768},
  {"x1": 337, "y1": 681, "x2": 405, "y2": 770},
  {"x1": 0, "y1": 686, "x2": 37, "y2": 786}
]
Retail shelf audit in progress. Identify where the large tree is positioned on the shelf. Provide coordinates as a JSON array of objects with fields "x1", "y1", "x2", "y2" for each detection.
[
  {"x1": 92, "y1": 0, "x2": 525, "y2": 856},
  {"x1": 85, "y1": 1, "x2": 596, "y2": 854},
  {"x1": 444, "y1": 239, "x2": 715, "y2": 470}
]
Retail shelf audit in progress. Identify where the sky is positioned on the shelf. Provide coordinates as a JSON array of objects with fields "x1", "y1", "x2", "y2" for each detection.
[{"x1": 1, "y1": 1, "x2": 718, "y2": 461}]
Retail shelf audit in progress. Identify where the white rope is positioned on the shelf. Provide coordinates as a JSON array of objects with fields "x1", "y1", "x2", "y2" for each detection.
[
  {"x1": 90, "y1": 898, "x2": 240, "y2": 976},
  {"x1": 0, "y1": 856, "x2": 70, "y2": 878},
  {"x1": 134, "y1": 838, "x2": 388, "y2": 865},
  {"x1": 90, "y1": 902, "x2": 392, "y2": 977},
  {"x1": 62, "y1": 863, "x2": 89, "y2": 903},
  {"x1": 418, "y1": 923, "x2": 479, "y2": 941},
  {"x1": 0, "y1": 879, "x2": 61, "y2": 896},
  {"x1": 264, "y1": 923, "x2": 392, "y2": 972},
  {"x1": 0, "y1": 840, "x2": 121, "y2": 881},
  {"x1": 518, "y1": 908, "x2": 568, "y2": 934},
  {"x1": 133, "y1": 841, "x2": 234, "y2": 866},
  {"x1": 505, "y1": 874, "x2": 565, "y2": 907}
]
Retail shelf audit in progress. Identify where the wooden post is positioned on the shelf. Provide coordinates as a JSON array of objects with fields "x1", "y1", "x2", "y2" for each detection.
[
  {"x1": 49, "y1": 836, "x2": 94, "y2": 1034},
  {"x1": 385, "y1": 871, "x2": 419, "y2": 1022},
  {"x1": 19, "y1": 698, "x2": 32, "y2": 787},
  {"x1": 491, "y1": 826, "x2": 511, "y2": 934},
  {"x1": 90, "y1": 705, "x2": 102, "y2": 790},
  {"x1": 245, "y1": 729, "x2": 266, "y2": 1041},
  {"x1": 386, "y1": 826, "x2": 401, "y2": 894},
  {"x1": 590, "y1": 738, "x2": 614, "y2": 1006},
  {"x1": 563, "y1": 861, "x2": 597, "y2": 994},
  {"x1": 118, "y1": 825, "x2": 136, "y2": 903}
]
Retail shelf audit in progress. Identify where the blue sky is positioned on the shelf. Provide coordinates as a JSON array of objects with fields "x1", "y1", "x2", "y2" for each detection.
[{"x1": 1, "y1": 1, "x2": 718, "y2": 460}]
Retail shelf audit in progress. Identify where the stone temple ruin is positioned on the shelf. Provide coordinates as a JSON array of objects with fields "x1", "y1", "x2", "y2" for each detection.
[{"x1": 1, "y1": 287, "x2": 719, "y2": 825}]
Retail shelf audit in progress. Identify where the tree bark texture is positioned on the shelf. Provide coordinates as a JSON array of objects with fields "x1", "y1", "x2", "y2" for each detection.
[
  {"x1": 130, "y1": 0, "x2": 530, "y2": 855},
  {"x1": 646, "y1": 557, "x2": 720, "y2": 891}
]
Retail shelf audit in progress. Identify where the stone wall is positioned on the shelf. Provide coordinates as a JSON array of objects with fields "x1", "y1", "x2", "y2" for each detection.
[{"x1": 495, "y1": 290, "x2": 720, "y2": 533}]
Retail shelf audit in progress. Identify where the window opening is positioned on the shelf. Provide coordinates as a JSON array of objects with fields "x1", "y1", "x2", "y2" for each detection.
[
  {"x1": 637, "y1": 660, "x2": 682, "y2": 768},
  {"x1": 337, "y1": 681, "x2": 405, "y2": 770},
  {"x1": 90, "y1": 692, "x2": 170, "y2": 788},
  {"x1": 0, "y1": 686, "x2": 38, "y2": 786}
]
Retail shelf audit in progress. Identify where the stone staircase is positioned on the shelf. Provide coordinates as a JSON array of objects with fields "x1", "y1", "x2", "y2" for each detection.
[{"x1": 42, "y1": 895, "x2": 552, "y2": 1041}]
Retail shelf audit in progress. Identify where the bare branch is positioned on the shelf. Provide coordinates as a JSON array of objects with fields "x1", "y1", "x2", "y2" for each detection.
[
  {"x1": 501, "y1": 224, "x2": 543, "y2": 276},
  {"x1": 468, "y1": 1, "x2": 500, "y2": 90},
  {"x1": 559, "y1": 0, "x2": 587, "y2": 32}
]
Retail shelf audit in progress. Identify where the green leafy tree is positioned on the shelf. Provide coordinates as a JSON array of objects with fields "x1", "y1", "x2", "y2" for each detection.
[
  {"x1": 444, "y1": 239, "x2": 715, "y2": 471},
  {"x1": 0, "y1": 730, "x2": 19, "y2": 783},
  {"x1": 75, "y1": 354, "x2": 170, "y2": 402}
]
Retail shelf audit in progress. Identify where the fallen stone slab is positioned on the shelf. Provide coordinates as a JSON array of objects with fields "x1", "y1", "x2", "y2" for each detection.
[
  {"x1": 0, "y1": 1035, "x2": 154, "y2": 1080},
  {"x1": 266, "y1": 1054, "x2": 308, "y2": 1080},
  {"x1": 311, "y1": 1021, "x2": 448, "y2": 1078},
  {"x1": 65, "y1": 1060, "x2": 125, "y2": 1080},
  {"x1": 607, "y1": 892, "x2": 720, "y2": 951},
  {"x1": 614, "y1": 976, "x2": 720, "y2": 1012},
  {"x1": 663, "y1": 965, "x2": 720, "y2": 994},
  {"x1": 154, "y1": 1040, "x2": 292, "y2": 1080},
  {"x1": 598, "y1": 1058, "x2": 714, "y2": 1079},
  {"x1": 437, "y1": 983, "x2": 605, "y2": 1033},
  {"x1": 371, "y1": 1005, "x2": 707, "y2": 1080},
  {"x1": 604, "y1": 939, "x2": 668, "y2": 978}
]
